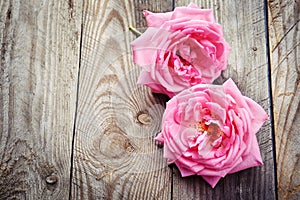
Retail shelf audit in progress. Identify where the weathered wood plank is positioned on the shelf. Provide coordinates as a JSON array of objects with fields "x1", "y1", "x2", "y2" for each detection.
[
  {"x1": 0, "y1": 0, "x2": 81, "y2": 199},
  {"x1": 268, "y1": 0, "x2": 300, "y2": 199},
  {"x1": 172, "y1": 0, "x2": 276, "y2": 199},
  {"x1": 71, "y1": 0, "x2": 172, "y2": 199}
]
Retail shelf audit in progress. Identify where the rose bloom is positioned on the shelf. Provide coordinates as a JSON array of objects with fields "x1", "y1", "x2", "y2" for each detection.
[
  {"x1": 155, "y1": 79, "x2": 268, "y2": 187},
  {"x1": 131, "y1": 3, "x2": 230, "y2": 97}
]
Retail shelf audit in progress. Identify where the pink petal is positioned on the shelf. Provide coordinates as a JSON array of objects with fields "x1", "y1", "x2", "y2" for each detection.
[
  {"x1": 154, "y1": 132, "x2": 164, "y2": 143},
  {"x1": 137, "y1": 70, "x2": 155, "y2": 84},
  {"x1": 229, "y1": 137, "x2": 263, "y2": 174},
  {"x1": 143, "y1": 10, "x2": 173, "y2": 27},
  {"x1": 171, "y1": 7, "x2": 215, "y2": 23},
  {"x1": 201, "y1": 175, "x2": 222, "y2": 188},
  {"x1": 205, "y1": 101, "x2": 226, "y2": 124},
  {"x1": 164, "y1": 143, "x2": 181, "y2": 163},
  {"x1": 223, "y1": 79, "x2": 247, "y2": 108},
  {"x1": 244, "y1": 96, "x2": 269, "y2": 134},
  {"x1": 137, "y1": 70, "x2": 175, "y2": 97},
  {"x1": 187, "y1": 3, "x2": 199, "y2": 8},
  {"x1": 131, "y1": 29, "x2": 159, "y2": 65},
  {"x1": 175, "y1": 160, "x2": 196, "y2": 176}
]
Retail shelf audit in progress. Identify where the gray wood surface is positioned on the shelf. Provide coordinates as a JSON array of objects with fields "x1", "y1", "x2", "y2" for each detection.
[
  {"x1": 268, "y1": 0, "x2": 300, "y2": 199},
  {"x1": 1, "y1": 0, "x2": 299, "y2": 199},
  {"x1": 0, "y1": 0, "x2": 81, "y2": 199},
  {"x1": 71, "y1": 0, "x2": 172, "y2": 199}
]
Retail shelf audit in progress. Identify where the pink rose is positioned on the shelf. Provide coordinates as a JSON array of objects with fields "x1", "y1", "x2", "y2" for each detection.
[
  {"x1": 155, "y1": 79, "x2": 268, "y2": 187},
  {"x1": 131, "y1": 3, "x2": 230, "y2": 97}
]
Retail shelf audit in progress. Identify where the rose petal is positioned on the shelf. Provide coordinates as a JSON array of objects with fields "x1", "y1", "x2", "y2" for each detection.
[
  {"x1": 172, "y1": 7, "x2": 215, "y2": 23},
  {"x1": 154, "y1": 132, "x2": 164, "y2": 144},
  {"x1": 187, "y1": 3, "x2": 199, "y2": 9},
  {"x1": 137, "y1": 70, "x2": 175, "y2": 97},
  {"x1": 244, "y1": 96, "x2": 269, "y2": 134},
  {"x1": 143, "y1": 10, "x2": 173, "y2": 27},
  {"x1": 201, "y1": 175, "x2": 222, "y2": 188},
  {"x1": 229, "y1": 137, "x2": 263, "y2": 174},
  {"x1": 175, "y1": 161, "x2": 196, "y2": 176},
  {"x1": 223, "y1": 79, "x2": 248, "y2": 108},
  {"x1": 131, "y1": 29, "x2": 159, "y2": 66}
]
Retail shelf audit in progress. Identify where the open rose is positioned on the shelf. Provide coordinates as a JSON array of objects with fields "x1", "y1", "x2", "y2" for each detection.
[
  {"x1": 155, "y1": 79, "x2": 268, "y2": 187},
  {"x1": 131, "y1": 3, "x2": 230, "y2": 97}
]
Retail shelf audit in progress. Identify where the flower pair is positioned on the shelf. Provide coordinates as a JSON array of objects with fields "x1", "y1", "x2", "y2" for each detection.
[{"x1": 131, "y1": 3, "x2": 268, "y2": 188}]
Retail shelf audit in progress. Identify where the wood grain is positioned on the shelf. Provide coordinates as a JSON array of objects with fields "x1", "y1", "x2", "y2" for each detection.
[
  {"x1": 172, "y1": 0, "x2": 277, "y2": 199},
  {"x1": 268, "y1": 0, "x2": 300, "y2": 199},
  {"x1": 71, "y1": 0, "x2": 172, "y2": 199},
  {"x1": 0, "y1": 0, "x2": 81, "y2": 199}
]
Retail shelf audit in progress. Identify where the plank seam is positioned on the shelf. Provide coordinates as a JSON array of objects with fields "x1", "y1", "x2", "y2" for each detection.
[
  {"x1": 264, "y1": 0, "x2": 278, "y2": 199},
  {"x1": 68, "y1": 5, "x2": 84, "y2": 200},
  {"x1": 171, "y1": 166, "x2": 174, "y2": 200},
  {"x1": 172, "y1": 0, "x2": 175, "y2": 10}
]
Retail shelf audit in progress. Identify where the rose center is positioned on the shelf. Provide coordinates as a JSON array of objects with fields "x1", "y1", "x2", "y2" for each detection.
[
  {"x1": 195, "y1": 121, "x2": 223, "y2": 148},
  {"x1": 164, "y1": 51, "x2": 202, "y2": 85}
]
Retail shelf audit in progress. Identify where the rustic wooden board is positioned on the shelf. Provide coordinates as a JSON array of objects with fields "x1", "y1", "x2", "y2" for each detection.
[
  {"x1": 0, "y1": 0, "x2": 81, "y2": 199},
  {"x1": 268, "y1": 0, "x2": 300, "y2": 199},
  {"x1": 2, "y1": 0, "x2": 290, "y2": 199},
  {"x1": 172, "y1": 0, "x2": 277, "y2": 199},
  {"x1": 71, "y1": 0, "x2": 172, "y2": 199}
]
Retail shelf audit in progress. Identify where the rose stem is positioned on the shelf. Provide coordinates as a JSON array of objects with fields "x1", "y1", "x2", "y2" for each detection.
[{"x1": 129, "y1": 25, "x2": 142, "y2": 36}]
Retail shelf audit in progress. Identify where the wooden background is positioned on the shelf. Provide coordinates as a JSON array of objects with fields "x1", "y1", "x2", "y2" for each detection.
[{"x1": 0, "y1": 0, "x2": 299, "y2": 199}]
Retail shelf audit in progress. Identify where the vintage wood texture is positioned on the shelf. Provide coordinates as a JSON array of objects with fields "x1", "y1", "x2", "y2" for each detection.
[
  {"x1": 71, "y1": 0, "x2": 172, "y2": 199},
  {"x1": 0, "y1": 0, "x2": 81, "y2": 199},
  {"x1": 172, "y1": 0, "x2": 277, "y2": 199},
  {"x1": 268, "y1": 0, "x2": 300, "y2": 199}
]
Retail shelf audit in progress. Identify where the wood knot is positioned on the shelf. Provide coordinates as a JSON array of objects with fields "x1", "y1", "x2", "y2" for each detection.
[
  {"x1": 137, "y1": 111, "x2": 152, "y2": 125},
  {"x1": 252, "y1": 47, "x2": 258, "y2": 51},
  {"x1": 98, "y1": 128, "x2": 135, "y2": 159},
  {"x1": 46, "y1": 174, "x2": 58, "y2": 185}
]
